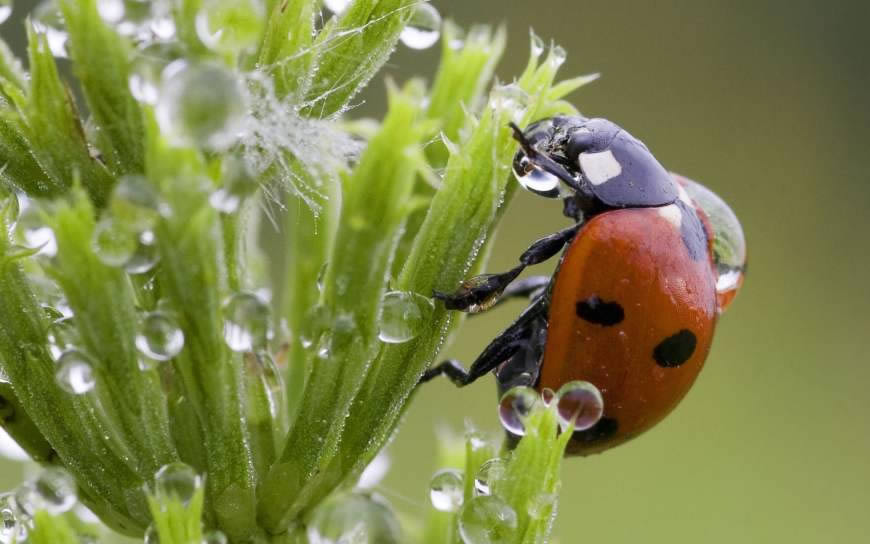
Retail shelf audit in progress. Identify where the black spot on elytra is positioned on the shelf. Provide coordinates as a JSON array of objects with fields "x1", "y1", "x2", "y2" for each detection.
[
  {"x1": 676, "y1": 200, "x2": 708, "y2": 261},
  {"x1": 576, "y1": 295, "x2": 624, "y2": 326},
  {"x1": 0, "y1": 395, "x2": 13, "y2": 424},
  {"x1": 571, "y1": 417, "x2": 619, "y2": 444},
  {"x1": 653, "y1": 329, "x2": 697, "y2": 367}
]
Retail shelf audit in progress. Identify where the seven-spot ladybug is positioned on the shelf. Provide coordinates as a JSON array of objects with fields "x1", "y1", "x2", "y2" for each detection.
[{"x1": 421, "y1": 115, "x2": 746, "y2": 455}]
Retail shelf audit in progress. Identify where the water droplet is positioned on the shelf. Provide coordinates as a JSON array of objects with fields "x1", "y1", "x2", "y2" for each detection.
[
  {"x1": 491, "y1": 83, "x2": 529, "y2": 124},
  {"x1": 555, "y1": 381, "x2": 604, "y2": 431},
  {"x1": 152, "y1": 462, "x2": 202, "y2": 506},
  {"x1": 548, "y1": 45, "x2": 567, "y2": 68},
  {"x1": 144, "y1": 523, "x2": 158, "y2": 544},
  {"x1": 222, "y1": 292, "x2": 272, "y2": 352},
  {"x1": 97, "y1": 0, "x2": 124, "y2": 22},
  {"x1": 400, "y1": 3, "x2": 441, "y2": 50},
  {"x1": 92, "y1": 217, "x2": 137, "y2": 267},
  {"x1": 307, "y1": 492, "x2": 401, "y2": 544},
  {"x1": 46, "y1": 316, "x2": 79, "y2": 361},
  {"x1": 149, "y1": 14, "x2": 176, "y2": 40},
  {"x1": 429, "y1": 469, "x2": 464, "y2": 512},
  {"x1": 378, "y1": 291, "x2": 434, "y2": 344},
  {"x1": 201, "y1": 530, "x2": 227, "y2": 544},
  {"x1": 498, "y1": 386, "x2": 538, "y2": 436},
  {"x1": 195, "y1": 0, "x2": 265, "y2": 54},
  {"x1": 0, "y1": 1, "x2": 12, "y2": 25},
  {"x1": 16, "y1": 468, "x2": 77, "y2": 516},
  {"x1": 512, "y1": 154, "x2": 564, "y2": 199},
  {"x1": 673, "y1": 174, "x2": 746, "y2": 312},
  {"x1": 529, "y1": 30, "x2": 545, "y2": 59},
  {"x1": 55, "y1": 350, "x2": 95, "y2": 395},
  {"x1": 322, "y1": 0, "x2": 350, "y2": 15},
  {"x1": 526, "y1": 492, "x2": 556, "y2": 519},
  {"x1": 123, "y1": 230, "x2": 160, "y2": 274},
  {"x1": 209, "y1": 154, "x2": 257, "y2": 214},
  {"x1": 135, "y1": 312, "x2": 184, "y2": 361},
  {"x1": 110, "y1": 174, "x2": 162, "y2": 231},
  {"x1": 457, "y1": 495, "x2": 518, "y2": 544},
  {"x1": 300, "y1": 304, "x2": 331, "y2": 349},
  {"x1": 0, "y1": 493, "x2": 27, "y2": 544},
  {"x1": 32, "y1": 1, "x2": 69, "y2": 58},
  {"x1": 155, "y1": 63, "x2": 245, "y2": 150},
  {"x1": 208, "y1": 189, "x2": 241, "y2": 214},
  {"x1": 128, "y1": 42, "x2": 181, "y2": 105},
  {"x1": 473, "y1": 458, "x2": 507, "y2": 497}
]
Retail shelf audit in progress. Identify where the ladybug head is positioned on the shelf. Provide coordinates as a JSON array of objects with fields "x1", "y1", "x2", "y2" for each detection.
[{"x1": 510, "y1": 116, "x2": 677, "y2": 218}]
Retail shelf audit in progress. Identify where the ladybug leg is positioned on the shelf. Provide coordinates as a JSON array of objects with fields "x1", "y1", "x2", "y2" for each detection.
[
  {"x1": 420, "y1": 296, "x2": 547, "y2": 386},
  {"x1": 483, "y1": 275, "x2": 551, "y2": 311},
  {"x1": 433, "y1": 224, "x2": 580, "y2": 312}
]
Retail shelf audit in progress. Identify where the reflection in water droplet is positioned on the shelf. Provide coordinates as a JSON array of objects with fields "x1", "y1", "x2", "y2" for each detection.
[
  {"x1": 555, "y1": 380, "x2": 604, "y2": 431},
  {"x1": 153, "y1": 462, "x2": 202, "y2": 506},
  {"x1": 540, "y1": 387, "x2": 555, "y2": 406},
  {"x1": 378, "y1": 291, "x2": 434, "y2": 344},
  {"x1": 473, "y1": 458, "x2": 507, "y2": 497},
  {"x1": 673, "y1": 173, "x2": 746, "y2": 312},
  {"x1": 92, "y1": 217, "x2": 137, "y2": 267},
  {"x1": 55, "y1": 350, "x2": 96, "y2": 395},
  {"x1": 16, "y1": 468, "x2": 77, "y2": 516},
  {"x1": 155, "y1": 63, "x2": 245, "y2": 150},
  {"x1": 195, "y1": 0, "x2": 265, "y2": 53},
  {"x1": 136, "y1": 312, "x2": 184, "y2": 361},
  {"x1": 549, "y1": 45, "x2": 567, "y2": 68},
  {"x1": 47, "y1": 317, "x2": 78, "y2": 361},
  {"x1": 400, "y1": 3, "x2": 441, "y2": 50},
  {"x1": 222, "y1": 292, "x2": 272, "y2": 352},
  {"x1": 202, "y1": 530, "x2": 228, "y2": 544},
  {"x1": 323, "y1": 0, "x2": 350, "y2": 15},
  {"x1": 457, "y1": 495, "x2": 518, "y2": 544},
  {"x1": 124, "y1": 230, "x2": 160, "y2": 274},
  {"x1": 512, "y1": 154, "x2": 564, "y2": 199},
  {"x1": 307, "y1": 492, "x2": 401, "y2": 544},
  {"x1": 429, "y1": 469, "x2": 464, "y2": 512},
  {"x1": 498, "y1": 386, "x2": 538, "y2": 436}
]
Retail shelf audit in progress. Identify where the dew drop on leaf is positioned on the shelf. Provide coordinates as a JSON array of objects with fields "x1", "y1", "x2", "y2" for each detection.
[
  {"x1": 55, "y1": 350, "x2": 95, "y2": 395},
  {"x1": 155, "y1": 62, "x2": 245, "y2": 150},
  {"x1": 92, "y1": 217, "x2": 137, "y2": 267},
  {"x1": 457, "y1": 495, "x2": 518, "y2": 544},
  {"x1": 222, "y1": 292, "x2": 272, "y2": 352},
  {"x1": 152, "y1": 462, "x2": 202, "y2": 506},
  {"x1": 17, "y1": 468, "x2": 77, "y2": 515},
  {"x1": 307, "y1": 492, "x2": 401, "y2": 544},
  {"x1": 136, "y1": 312, "x2": 184, "y2": 362},
  {"x1": 429, "y1": 469, "x2": 464, "y2": 512},
  {"x1": 473, "y1": 458, "x2": 507, "y2": 497},
  {"x1": 497, "y1": 386, "x2": 538, "y2": 436},
  {"x1": 378, "y1": 291, "x2": 433, "y2": 344},
  {"x1": 555, "y1": 380, "x2": 604, "y2": 431},
  {"x1": 400, "y1": 3, "x2": 441, "y2": 50}
]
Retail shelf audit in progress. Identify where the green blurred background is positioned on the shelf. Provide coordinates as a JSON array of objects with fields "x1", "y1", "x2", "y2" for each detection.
[{"x1": 1, "y1": 1, "x2": 869, "y2": 542}]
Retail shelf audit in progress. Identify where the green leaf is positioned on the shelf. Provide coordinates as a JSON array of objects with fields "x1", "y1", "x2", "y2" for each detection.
[
  {"x1": 20, "y1": 26, "x2": 114, "y2": 205},
  {"x1": 29, "y1": 511, "x2": 80, "y2": 544},
  {"x1": 60, "y1": 0, "x2": 145, "y2": 175},
  {"x1": 258, "y1": 0, "x2": 318, "y2": 99},
  {"x1": 300, "y1": 0, "x2": 416, "y2": 117}
]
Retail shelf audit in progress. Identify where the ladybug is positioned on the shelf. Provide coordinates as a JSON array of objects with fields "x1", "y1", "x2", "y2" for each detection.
[{"x1": 421, "y1": 115, "x2": 746, "y2": 455}]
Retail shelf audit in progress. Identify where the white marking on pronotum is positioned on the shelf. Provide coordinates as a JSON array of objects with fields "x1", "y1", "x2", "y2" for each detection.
[
  {"x1": 675, "y1": 181, "x2": 694, "y2": 207},
  {"x1": 657, "y1": 204, "x2": 683, "y2": 229},
  {"x1": 578, "y1": 150, "x2": 622, "y2": 185}
]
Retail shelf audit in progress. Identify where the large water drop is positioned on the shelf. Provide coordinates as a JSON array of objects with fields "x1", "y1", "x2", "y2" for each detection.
[
  {"x1": 378, "y1": 291, "x2": 433, "y2": 344},
  {"x1": 429, "y1": 469, "x2": 464, "y2": 512},
  {"x1": 457, "y1": 495, "x2": 518, "y2": 544},
  {"x1": 399, "y1": 3, "x2": 441, "y2": 50}
]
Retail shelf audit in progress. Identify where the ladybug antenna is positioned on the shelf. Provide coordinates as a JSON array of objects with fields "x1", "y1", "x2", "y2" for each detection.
[{"x1": 508, "y1": 122, "x2": 583, "y2": 193}]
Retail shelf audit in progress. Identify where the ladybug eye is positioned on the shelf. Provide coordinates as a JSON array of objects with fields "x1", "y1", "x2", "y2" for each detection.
[{"x1": 512, "y1": 153, "x2": 563, "y2": 198}]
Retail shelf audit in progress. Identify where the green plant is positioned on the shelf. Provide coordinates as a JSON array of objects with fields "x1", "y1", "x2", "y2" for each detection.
[{"x1": 0, "y1": 0, "x2": 593, "y2": 542}]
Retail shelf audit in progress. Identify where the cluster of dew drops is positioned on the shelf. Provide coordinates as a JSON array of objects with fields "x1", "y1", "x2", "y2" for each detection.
[
  {"x1": 424, "y1": 381, "x2": 604, "y2": 544},
  {"x1": 0, "y1": 457, "x2": 226, "y2": 543}
]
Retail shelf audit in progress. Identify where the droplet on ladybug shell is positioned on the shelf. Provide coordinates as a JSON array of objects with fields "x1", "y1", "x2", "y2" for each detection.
[{"x1": 672, "y1": 174, "x2": 746, "y2": 312}]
